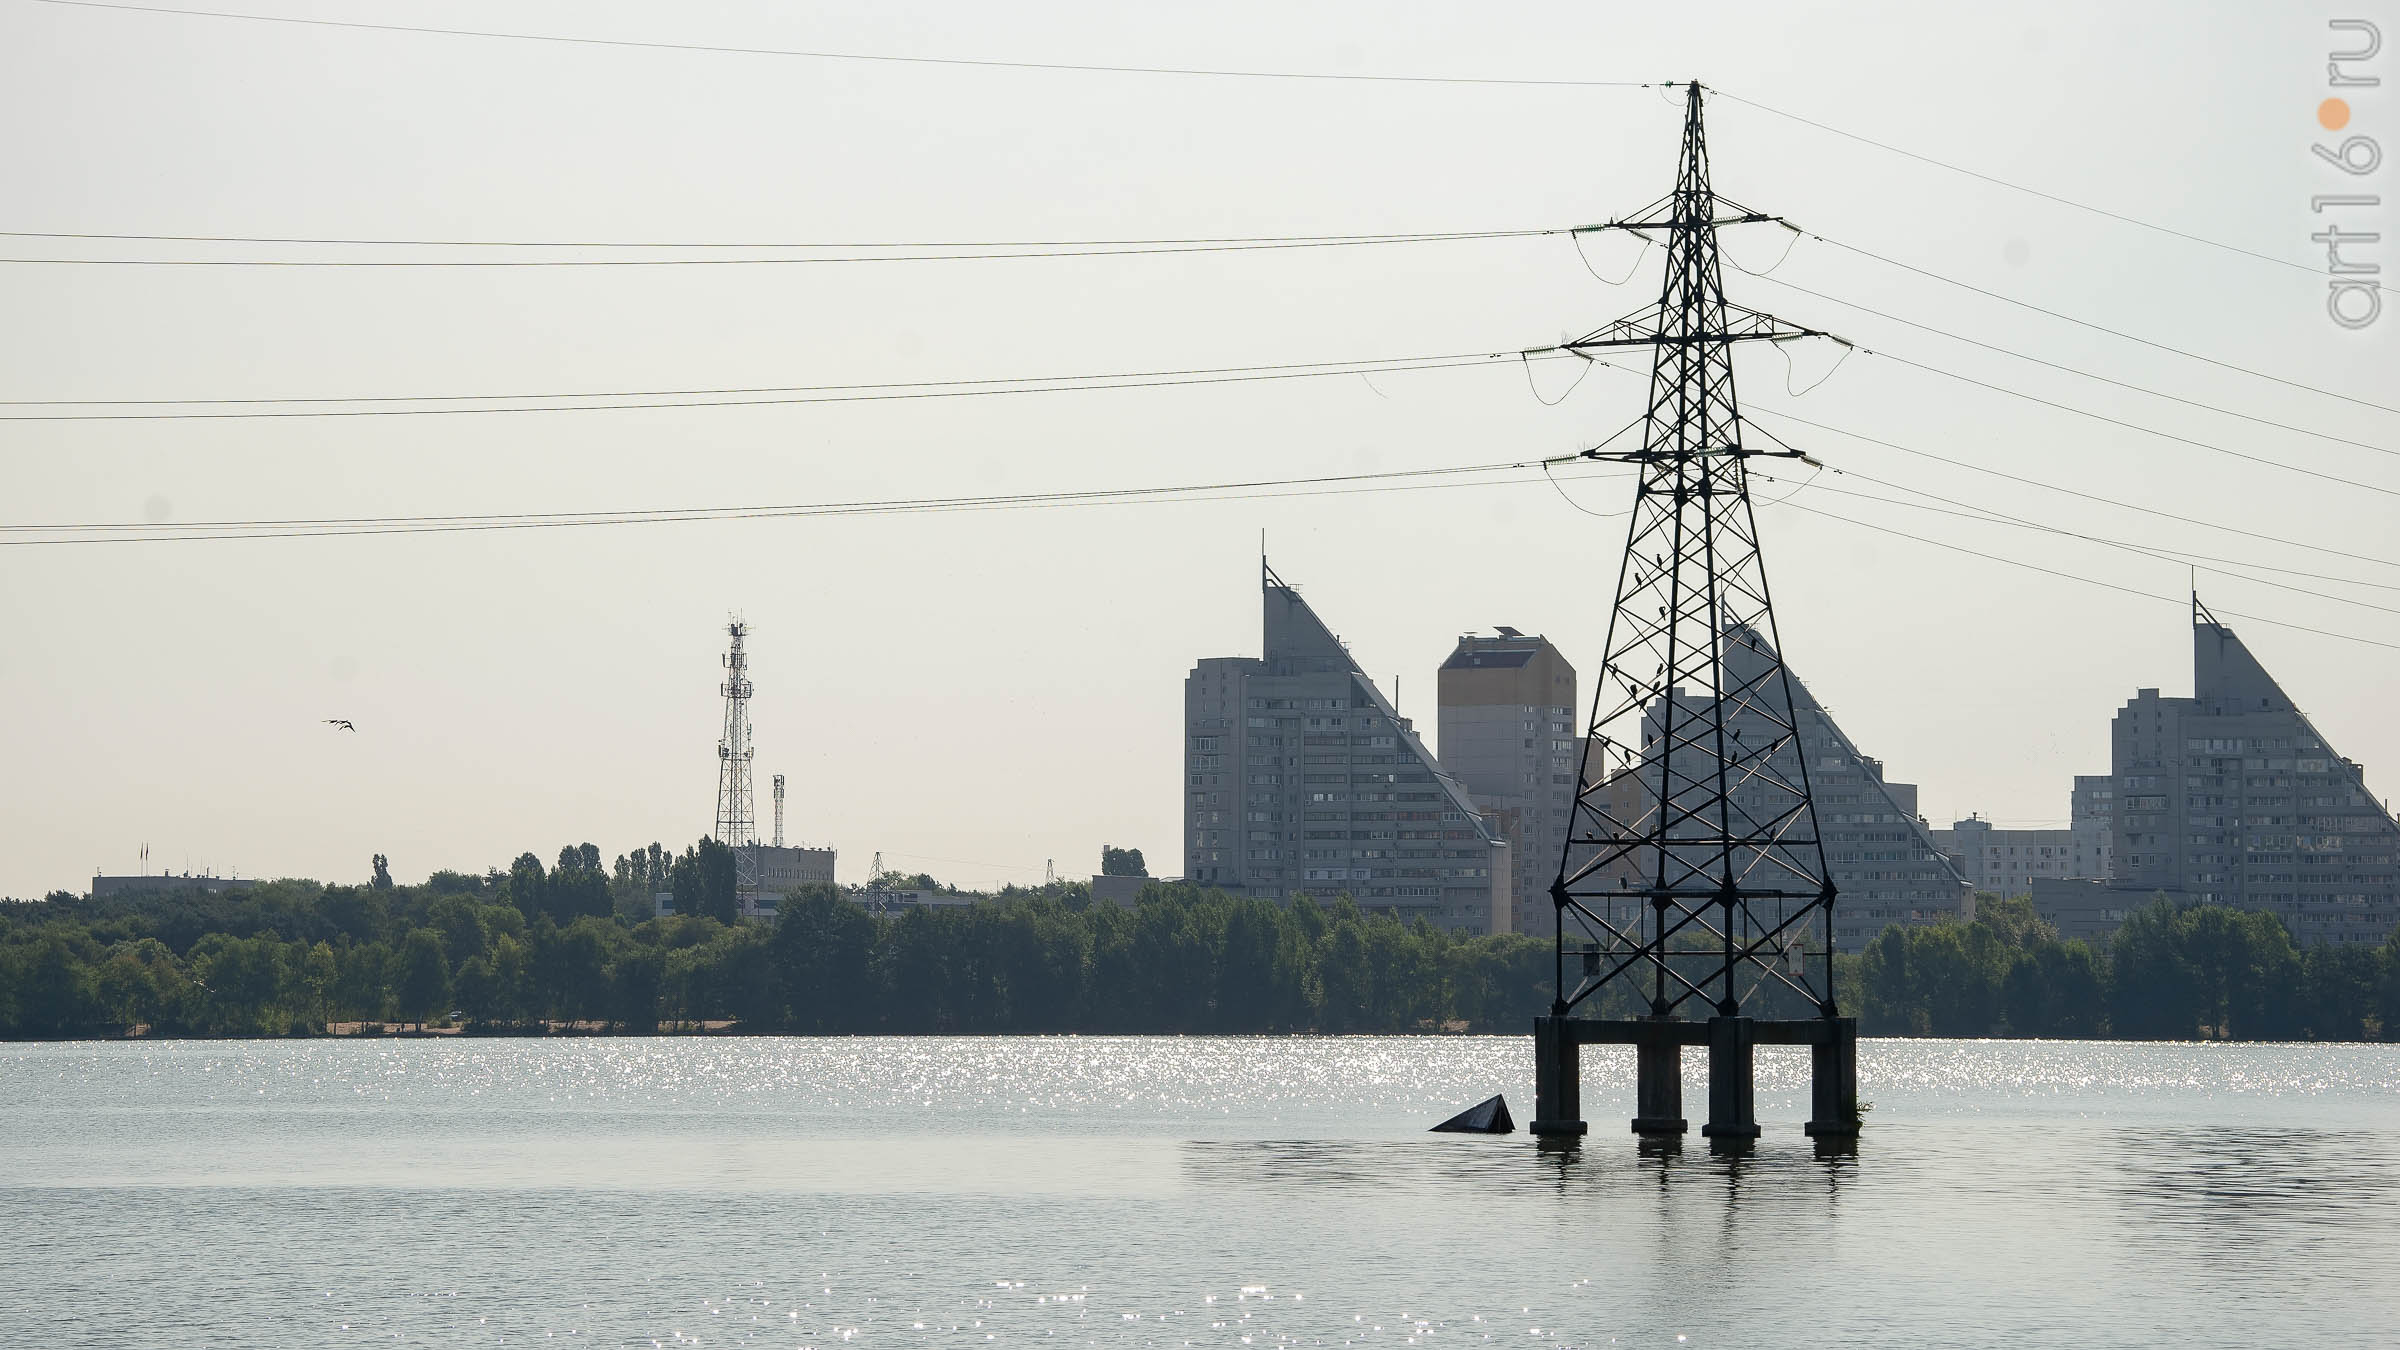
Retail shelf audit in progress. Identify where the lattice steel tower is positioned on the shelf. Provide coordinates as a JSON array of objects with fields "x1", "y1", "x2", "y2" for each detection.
[
  {"x1": 715, "y1": 619, "x2": 759, "y2": 886},
  {"x1": 1531, "y1": 83, "x2": 1859, "y2": 1145}
]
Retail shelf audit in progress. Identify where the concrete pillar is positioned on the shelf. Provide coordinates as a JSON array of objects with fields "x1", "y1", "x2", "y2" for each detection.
[
  {"x1": 1805, "y1": 1017, "x2": 1860, "y2": 1138},
  {"x1": 1700, "y1": 1015, "x2": 1759, "y2": 1141},
  {"x1": 1632, "y1": 1022, "x2": 1687, "y2": 1135},
  {"x1": 1529, "y1": 1015, "x2": 1587, "y2": 1137}
]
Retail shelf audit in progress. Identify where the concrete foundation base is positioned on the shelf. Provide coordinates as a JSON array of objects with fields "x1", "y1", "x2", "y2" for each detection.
[{"x1": 1531, "y1": 1013, "x2": 1859, "y2": 1142}]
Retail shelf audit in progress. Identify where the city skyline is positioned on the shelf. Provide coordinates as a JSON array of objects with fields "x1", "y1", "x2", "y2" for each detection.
[
  {"x1": 4, "y1": 3, "x2": 2394, "y2": 901},
  {"x1": 58, "y1": 575, "x2": 2398, "y2": 931}
]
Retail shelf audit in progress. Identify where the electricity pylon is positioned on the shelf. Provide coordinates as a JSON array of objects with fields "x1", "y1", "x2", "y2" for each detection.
[{"x1": 1544, "y1": 82, "x2": 1846, "y2": 1022}]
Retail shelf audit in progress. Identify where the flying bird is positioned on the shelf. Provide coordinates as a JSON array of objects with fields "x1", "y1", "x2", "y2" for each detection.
[{"x1": 324, "y1": 719, "x2": 355, "y2": 732}]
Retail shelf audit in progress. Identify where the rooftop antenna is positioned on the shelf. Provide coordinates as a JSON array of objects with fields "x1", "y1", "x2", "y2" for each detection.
[{"x1": 772, "y1": 773, "x2": 787, "y2": 848}]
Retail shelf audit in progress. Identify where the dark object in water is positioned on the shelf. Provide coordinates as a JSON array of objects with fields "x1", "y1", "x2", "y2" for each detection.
[{"x1": 1430, "y1": 1094, "x2": 1515, "y2": 1134}]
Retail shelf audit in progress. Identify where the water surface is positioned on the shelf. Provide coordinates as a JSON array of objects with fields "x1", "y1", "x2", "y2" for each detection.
[{"x1": 3, "y1": 1036, "x2": 2394, "y2": 1347}]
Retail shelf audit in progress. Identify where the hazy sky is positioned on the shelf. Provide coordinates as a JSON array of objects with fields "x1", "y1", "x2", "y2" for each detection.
[{"x1": 3, "y1": 0, "x2": 2393, "y2": 898}]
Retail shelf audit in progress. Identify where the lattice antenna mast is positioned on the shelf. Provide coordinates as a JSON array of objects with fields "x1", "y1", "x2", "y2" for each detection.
[
  {"x1": 715, "y1": 619, "x2": 759, "y2": 887},
  {"x1": 772, "y1": 773, "x2": 787, "y2": 848},
  {"x1": 1543, "y1": 82, "x2": 1846, "y2": 1021}
]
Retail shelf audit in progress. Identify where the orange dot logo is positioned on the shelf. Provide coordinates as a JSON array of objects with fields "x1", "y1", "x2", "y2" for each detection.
[{"x1": 2319, "y1": 98, "x2": 2351, "y2": 131}]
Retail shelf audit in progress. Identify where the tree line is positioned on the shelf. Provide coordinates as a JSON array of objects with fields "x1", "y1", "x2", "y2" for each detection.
[
  {"x1": 2, "y1": 848, "x2": 2394, "y2": 1040},
  {"x1": 0, "y1": 845, "x2": 1554, "y2": 1037},
  {"x1": 1860, "y1": 896, "x2": 2399, "y2": 1040}
]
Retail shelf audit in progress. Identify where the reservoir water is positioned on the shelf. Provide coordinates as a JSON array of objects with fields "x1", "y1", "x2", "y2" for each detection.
[{"x1": 3, "y1": 1036, "x2": 2395, "y2": 1347}]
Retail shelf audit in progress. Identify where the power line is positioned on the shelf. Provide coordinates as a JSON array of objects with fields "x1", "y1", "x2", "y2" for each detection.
[
  {"x1": 0, "y1": 227, "x2": 1550, "y2": 249},
  {"x1": 33, "y1": 0, "x2": 1658, "y2": 88},
  {"x1": 0, "y1": 229, "x2": 1563, "y2": 266},
  {"x1": 0, "y1": 349, "x2": 1530, "y2": 406},
  {"x1": 1817, "y1": 467, "x2": 2400, "y2": 596},
  {"x1": 1551, "y1": 319, "x2": 2400, "y2": 502},
  {"x1": 1708, "y1": 86, "x2": 2397, "y2": 298},
  {"x1": 1747, "y1": 406, "x2": 2400, "y2": 576},
  {"x1": 1566, "y1": 355, "x2": 2400, "y2": 577},
  {"x1": 0, "y1": 349, "x2": 1565, "y2": 418},
  {"x1": 1757, "y1": 467, "x2": 2400, "y2": 620},
  {"x1": 0, "y1": 458, "x2": 1634, "y2": 546},
  {"x1": 1772, "y1": 500, "x2": 2400, "y2": 653},
  {"x1": 1858, "y1": 344, "x2": 2400, "y2": 500},
  {"x1": 1744, "y1": 271, "x2": 2400, "y2": 463},
  {"x1": 1806, "y1": 232, "x2": 2400, "y2": 422}
]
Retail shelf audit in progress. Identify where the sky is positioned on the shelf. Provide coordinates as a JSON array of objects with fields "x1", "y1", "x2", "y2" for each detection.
[{"x1": 1, "y1": 0, "x2": 2394, "y2": 898}]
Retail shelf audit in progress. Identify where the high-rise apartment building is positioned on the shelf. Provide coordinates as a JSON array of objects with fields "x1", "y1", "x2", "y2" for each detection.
[
  {"x1": 1437, "y1": 630, "x2": 1578, "y2": 937},
  {"x1": 1638, "y1": 626, "x2": 1972, "y2": 951},
  {"x1": 1930, "y1": 818, "x2": 2077, "y2": 895},
  {"x1": 2103, "y1": 606, "x2": 2400, "y2": 945},
  {"x1": 1184, "y1": 565, "x2": 1512, "y2": 933},
  {"x1": 2070, "y1": 774, "x2": 2116, "y2": 881}
]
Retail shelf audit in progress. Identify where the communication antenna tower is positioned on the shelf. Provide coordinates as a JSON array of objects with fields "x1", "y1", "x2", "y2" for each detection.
[
  {"x1": 715, "y1": 617, "x2": 759, "y2": 889},
  {"x1": 772, "y1": 773, "x2": 787, "y2": 848}
]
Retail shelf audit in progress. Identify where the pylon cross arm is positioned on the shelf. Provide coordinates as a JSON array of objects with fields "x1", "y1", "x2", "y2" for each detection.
[
  {"x1": 1549, "y1": 300, "x2": 1840, "y2": 353},
  {"x1": 1571, "y1": 212, "x2": 1786, "y2": 237}
]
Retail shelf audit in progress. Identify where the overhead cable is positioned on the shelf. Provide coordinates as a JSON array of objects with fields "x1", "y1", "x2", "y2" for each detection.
[
  {"x1": 1807, "y1": 232, "x2": 2400, "y2": 421},
  {"x1": 0, "y1": 229, "x2": 1562, "y2": 267},
  {"x1": 0, "y1": 350, "x2": 1564, "y2": 419},
  {"x1": 1747, "y1": 407, "x2": 2400, "y2": 577},
  {"x1": 1772, "y1": 501, "x2": 2400, "y2": 653},
  {"x1": 33, "y1": 1, "x2": 1659, "y2": 88},
  {"x1": 0, "y1": 457, "x2": 1632, "y2": 546},
  {"x1": 1746, "y1": 272, "x2": 2400, "y2": 463},
  {"x1": 1708, "y1": 87, "x2": 2397, "y2": 298}
]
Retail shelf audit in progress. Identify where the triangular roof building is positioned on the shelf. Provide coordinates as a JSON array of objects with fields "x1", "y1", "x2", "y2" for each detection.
[
  {"x1": 2106, "y1": 602, "x2": 2400, "y2": 945},
  {"x1": 1183, "y1": 563, "x2": 1513, "y2": 933},
  {"x1": 1636, "y1": 624, "x2": 1973, "y2": 951}
]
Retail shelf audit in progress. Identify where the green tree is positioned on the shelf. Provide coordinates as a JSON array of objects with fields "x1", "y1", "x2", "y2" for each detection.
[
  {"x1": 394, "y1": 929, "x2": 452, "y2": 1029},
  {"x1": 301, "y1": 941, "x2": 338, "y2": 1029},
  {"x1": 2108, "y1": 900, "x2": 2199, "y2": 1038},
  {"x1": 425, "y1": 869, "x2": 485, "y2": 895},
  {"x1": 672, "y1": 838, "x2": 740, "y2": 926},
  {"x1": 2002, "y1": 941, "x2": 2107, "y2": 1037},
  {"x1": 1101, "y1": 846, "x2": 1148, "y2": 878},
  {"x1": 2377, "y1": 928, "x2": 2400, "y2": 1041},
  {"x1": 609, "y1": 949, "x2": 663, "y2": 1033},
  {"x1": 771, "y1": 887, "x2": 879, "y2": 1031},
  {"x1": 533, "y1": 917, "x2": 619, "y2": 1022},
  {"x1": 318, "y1": 886, "x2": 388, "y2": 946},
  {"x1": 94, "y1": 949, "x2": 160, "y2": 1032},
  {"x1": 334, "y1": 942, "x2": 390, "y2": 1023},
  {"x1": 191, "y1": 934, "x2": 287, "y2": 1034},
  {"x1": 483, "y1": 933, "x2": 531, "y2": 1023},
  {"x1": 426, "y1": 895, "x2": 491, "y2": 967},
  {"x1": 504, "y1": 852, "x2": 548, "y2": 920},
  {"x1": 545, "y1": 847, "x2": 613, "y2": 924},
  {"x1": 2297, "y1": 941, "x2": 2384, "y2": 1040},
  {"x1": 19, "y1": 935, "x2": 98, "y2": 1035}
]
